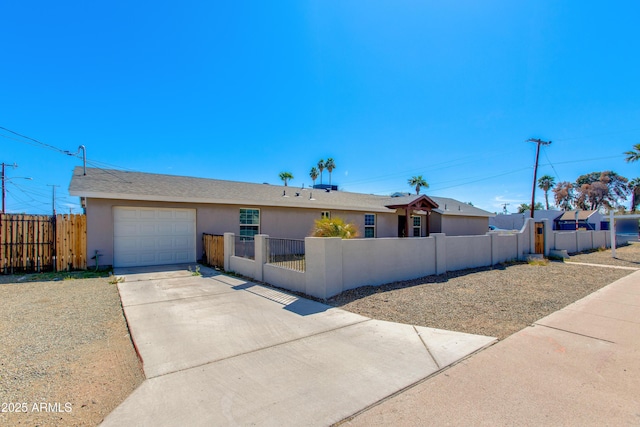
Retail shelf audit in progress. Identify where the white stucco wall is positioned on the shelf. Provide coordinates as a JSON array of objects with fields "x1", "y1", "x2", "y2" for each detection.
[
  {"x1": 341, "y1": 237, "x2": 436, "y2": 291},
  {"x1": 491, "y1": 233, "x2": 519, "y2": 263},
  {"x1": 445, "y1": 235, "x2": 492, "y2": 271}
]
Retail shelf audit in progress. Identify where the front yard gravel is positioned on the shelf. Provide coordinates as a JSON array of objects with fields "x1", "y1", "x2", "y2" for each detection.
[
  {"x1": 329, "y1": 243, "x2": 640, "y2": 340},
  {"x1": 0, "y1": 277, "x2": 144, "y2": 427},
  {"x1": 1, "y1": 243, "x2": 638, "y2": 425}
]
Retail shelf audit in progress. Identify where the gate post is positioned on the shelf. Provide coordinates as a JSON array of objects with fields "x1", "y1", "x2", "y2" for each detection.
[{"x1": 223, "y1": 233, "x2": 234, "y2": 272}]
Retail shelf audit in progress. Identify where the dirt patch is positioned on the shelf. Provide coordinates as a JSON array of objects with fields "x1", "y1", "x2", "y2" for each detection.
[{"x1": 0, "y1": 278, "x2": 144, "y2": 426}]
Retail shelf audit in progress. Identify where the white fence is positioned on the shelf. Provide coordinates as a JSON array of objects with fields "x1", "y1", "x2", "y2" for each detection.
[{"x1": 223, "y1": 218, "x2": 611, "y2": 300}]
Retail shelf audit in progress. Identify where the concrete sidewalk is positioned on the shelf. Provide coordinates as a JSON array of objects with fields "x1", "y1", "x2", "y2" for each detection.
[
  {"x1": 101, "y1": 265, "x2": 496, "y2": 426},
  {"x1": 345, "y1": 270, "x2": 640, "y2": 426}
]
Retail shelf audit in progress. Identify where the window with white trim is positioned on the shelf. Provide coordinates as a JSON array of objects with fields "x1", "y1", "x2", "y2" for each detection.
[
  {"x1": 412, "y1": 216, "x2": 421, "y2": 237},
  {"x1": 239, "y1": 208, "x2": 260, "y2": 239},
  {"x1": 364, "y1": 214, "x2": 376, "y2": 238},
  {"x1": 321, "y1": 211, "x2": 331, "y2": 219}
]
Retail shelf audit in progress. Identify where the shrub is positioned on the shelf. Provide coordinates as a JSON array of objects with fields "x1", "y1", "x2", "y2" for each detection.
[{"x1": 311, "y1": 217, "x2": 359, "y2": 239}]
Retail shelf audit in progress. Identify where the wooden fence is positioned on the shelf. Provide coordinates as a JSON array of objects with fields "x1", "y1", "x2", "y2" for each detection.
[
  {"x1": 202, "y1": 234, "x2": 224, "y2": 268},
  {"x1": 0, "y1": 214, "x2": 87, "y2": 274}
]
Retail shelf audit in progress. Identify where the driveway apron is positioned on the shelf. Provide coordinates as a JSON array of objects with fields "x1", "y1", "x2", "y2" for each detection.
[{"x1": 101, "y1": 265, "x2": 496, "y2": 426}]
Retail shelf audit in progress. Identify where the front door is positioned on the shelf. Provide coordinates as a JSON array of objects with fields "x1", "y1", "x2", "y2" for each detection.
[{"x1": 398, "y1": 216, "x2": 407, "y2": 237}]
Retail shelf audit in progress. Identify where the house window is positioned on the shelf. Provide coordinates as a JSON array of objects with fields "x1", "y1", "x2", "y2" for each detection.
[
  {"x1": 239, "y1": 208, "x2": 260, "y2": 239},
  {"x1": 321, "y1": 211, "x2": 331, "y2": 219},
  {"x1": 364, "y1": 214, "x2": 376, "y2": 238},
  {"x1": 412, "y1": 216, "x2": 421, "y2": 237}
]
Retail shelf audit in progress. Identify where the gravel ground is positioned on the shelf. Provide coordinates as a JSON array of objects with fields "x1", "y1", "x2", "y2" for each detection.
[
  {"x1": 1, "y1": 243, "x2": 638, "y2": 426},
  {"x1": 0, "y1": 277, "x2": 144, "y2": 427},
  {"x1": 329, "y1": 243, "x2": 640, "y2": 340}
]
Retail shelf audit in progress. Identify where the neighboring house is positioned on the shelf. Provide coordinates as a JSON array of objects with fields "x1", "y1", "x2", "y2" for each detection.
[
  {"x1": 491, "y1": 210, "x2": 604, "y2": 231},
  {"x1": 68, "y1": 167, "x2": 494, "y2": 268},
  {"x1": 554, "y1": 210, "x2": 604, "y2": 231}
]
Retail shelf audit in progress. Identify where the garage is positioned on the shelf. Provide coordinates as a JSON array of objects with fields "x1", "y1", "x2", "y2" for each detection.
[{"x1": 113, "y1": 207, "x2": 196, "y2": 268}]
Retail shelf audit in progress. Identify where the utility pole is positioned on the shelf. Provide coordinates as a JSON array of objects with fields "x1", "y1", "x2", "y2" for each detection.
[
  {"x1": 47, "y1": 184, "x2": 59, "y2": 216},
  {"x1": 1, "y1": 162, "x2": 18, "y2": 214},
  {"x1": 527, "y1": 138, "x2": 552, "y2": 219}
]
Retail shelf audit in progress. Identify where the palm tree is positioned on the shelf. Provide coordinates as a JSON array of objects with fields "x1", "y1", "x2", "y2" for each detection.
[
  {"x1": 325, "y1": 158, "x2": 336, "y2": 189},
  {"x1": 624, "y1": 144, "x2": 640, "y2": 163},
  {"x1": 309, "y1": 167, "x2": 319, "y2": 187},
  {"x1": 629, "y1": 178, "x2": 640, "y2": 211},
  {"x1": 537, "y1": 175, "x2": 556, "y2": 210},
  {"x1": 317, "y1": 159, "x2": 325, "y2": 186},
  {"x1": 408, "y1": 175, "x2": 428, "y2": 195},
  {"x1": 279, "y1": 171, "x2": 293, "y2": 186}
]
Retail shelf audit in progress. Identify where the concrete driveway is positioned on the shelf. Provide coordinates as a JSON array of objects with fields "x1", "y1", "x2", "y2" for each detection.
[{"x1": 101, "y1": 265, "x2": 495, "y2": 426}]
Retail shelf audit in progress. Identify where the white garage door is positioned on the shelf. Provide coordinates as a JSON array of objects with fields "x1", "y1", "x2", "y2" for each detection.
[{"x1": 113, "y1": 207, "x2": 196, "y2": 268}]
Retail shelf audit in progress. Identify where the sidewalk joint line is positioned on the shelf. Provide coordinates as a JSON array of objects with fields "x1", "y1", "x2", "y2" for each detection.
[
  {"x1": 122, "y1": 289, "x2": 238, "y2": 308},
  {"x1": 534, "y1": 323, "x2": 616, "y2": 344},
  {"x1": 147, "y1": 318, "x2": 372, "y2": 379},
  {"x1": 413, "y1": 325, "x2": 440, "y2": 369}
]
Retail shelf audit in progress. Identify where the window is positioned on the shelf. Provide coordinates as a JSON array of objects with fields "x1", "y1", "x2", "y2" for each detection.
[
  {"x1": 412, "y1": 216, "x2": 421, "y2": 237},
  {"x1": 239, "y1": 208, "x2": 260, "y2": 239},
  {"x1": 364, "y1": 214, "x2": 376, "y2": 238},
  {"x1": 321, "y1": 211, "x2": 331, "y2": 219}
]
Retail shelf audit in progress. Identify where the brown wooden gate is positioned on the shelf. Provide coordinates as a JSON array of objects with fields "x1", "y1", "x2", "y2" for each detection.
[
  {"x1": 202, "y1": 234, "x2": 224, "y2": 268},
  {"x1": 534, "y1": 222, "x2": 545, "y2": 254},
  {"x1": 1, "y1": 214, "x2": 87, "y2": 274}
]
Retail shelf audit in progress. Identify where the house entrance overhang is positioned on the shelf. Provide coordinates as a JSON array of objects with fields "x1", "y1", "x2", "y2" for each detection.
[{"x1": 385, "y1": 195, "x2": 440, "y2": 237}]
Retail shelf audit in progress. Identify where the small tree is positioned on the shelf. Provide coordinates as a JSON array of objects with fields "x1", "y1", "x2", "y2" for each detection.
[
  {"x1": 311, "y1": 216, "x2": 358, "y2": 238},
  {"x1": 624, "y1": 143, "x2": 640, "y2": 163},
  {"x1": 279, "y1": 171, "x2": 293, "y2": 186},
  {"x1": 325, "y1": 158, "x2": 336, "y2": 188},
  {"x1": 517, "y1": 202, "x2": 543, "y2": 213},
  {"x1": 309, "y1": 167, "x2": 319, "y2": 187},
  {"x1": 408, "y1": 175, "x2": 428, "y2": 195},
  {"x1": 317, "y1": 159, "x2": 325, "y2": 186},
  {"x1": 537, "y1": 175, "x2": 556, "y2": 210}
]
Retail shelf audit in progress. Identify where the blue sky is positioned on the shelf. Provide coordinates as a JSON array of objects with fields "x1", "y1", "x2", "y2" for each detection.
[{"x1": 2, "y1": 1, "x2": 639, "y2": 215}]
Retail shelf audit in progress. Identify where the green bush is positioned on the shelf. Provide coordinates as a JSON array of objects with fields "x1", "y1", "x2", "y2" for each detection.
[{"x1": 311, "y1": 217, "x2": 359, "y2": 238}]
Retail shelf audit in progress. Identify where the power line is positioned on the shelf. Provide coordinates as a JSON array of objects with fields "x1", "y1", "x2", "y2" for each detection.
[{"x1": 0, "y1": 126, "x2": 68, "y2": 154}]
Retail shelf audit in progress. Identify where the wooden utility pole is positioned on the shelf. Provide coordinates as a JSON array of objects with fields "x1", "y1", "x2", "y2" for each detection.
[
  {"x1": 1, "y1": 162, "x2": 18, "y2": 214},
  {"x1": 527, "y1": 138, "x2": 552, "y2": 218}
]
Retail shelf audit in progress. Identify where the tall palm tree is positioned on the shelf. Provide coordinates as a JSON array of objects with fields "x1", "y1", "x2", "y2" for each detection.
[
  {"x1": 624, "y1": 144, "x2": 640, "y2": 163},
  {"x1": 537, "y1": 175, "x2": 556, "y2": 210},
  {"x1": 279, "y1": 171, "x2": 293, "y2": 186},
  {"x1": 325, "y1": 158, "x2": 336, "y2": 189},
  {"x1": 629, "y1": 178, "x2": 640, "y2": 211},
  {"x1": 408, "y1": 175, "x2": 428, "y2": 195},
  {"x1": 309, "y1": 167, "x2": 319, "y2": 187},
  {"x1": 317, "y1": 159, "x2": 325, "y2": 186}
]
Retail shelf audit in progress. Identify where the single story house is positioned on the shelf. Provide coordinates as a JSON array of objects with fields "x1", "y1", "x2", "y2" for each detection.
[
  {"x1": 554, "y1": 210, "x2": 604, "y2": 231},
  {"x1": 68, "y1": 167, "x2": 494, "y2": 268},
  {"x1": 491, "y1": 210, "x2": 605, "y2": 231}
]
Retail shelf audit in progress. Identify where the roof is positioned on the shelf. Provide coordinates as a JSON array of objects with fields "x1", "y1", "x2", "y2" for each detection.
[
  {"x1": 68, "y1": 167, "x2": 494, "y2": 217},
  {"x1": 556, "y1": 210, "x2": 600, "y2": 221}
]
